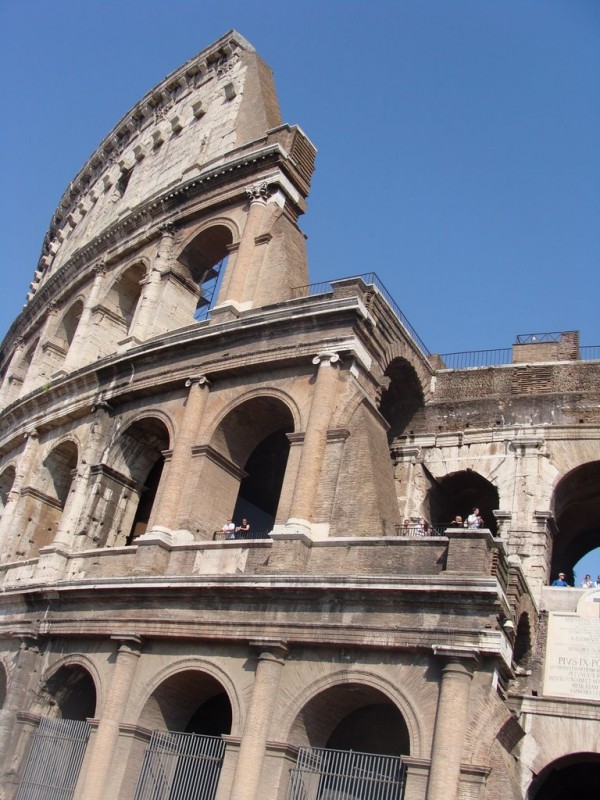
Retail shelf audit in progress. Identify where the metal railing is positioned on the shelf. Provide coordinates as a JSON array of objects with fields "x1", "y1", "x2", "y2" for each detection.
[
  {"x1": 15, "y1": 717, "x2": 90, "y2": 800},
  {"x1": 133, "y1": 730, "x2": 225, "y2": 800},
  {"x1": 287, "y1": 746, "x2": 407, "y2": 800},
  {"x1": 515, "y1": 332, "x2": 565, "y2": 343},
  {"x1": 436, "y1": 348, "x2": 512, "y2": 370},
  {"x1": 395, "y1": 524, "x2": 447, "y2": 537},
  {"x1": 291, "y1": 273, "x2": 430, "y2": 356},
  {"x1": 581, "y1": 345, "x2": 600, "y2": 360},
  {"x1": 212, "y1": 529, "x2": 271, "y2": 541}
]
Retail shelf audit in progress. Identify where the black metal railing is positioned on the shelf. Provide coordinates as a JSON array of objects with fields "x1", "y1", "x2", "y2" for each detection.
[
  {"x1": 581, "y1": 345, "x2": 600, "y2": 360},
  {"x1": 395, "y1": 524, "x2": 448, "y2": 537},
  {"x1": 515, "y1": 331, "x2": 564, "y2": 344},
  {"x1": 212, "y1": 529, "x2": 271, "y2": 541},
  {"x1": 291, "y1": 273, "x2": 431, "y2": 356},
  {"x1": 436, "y1": 348, "x2": 512, "y2": 370}
]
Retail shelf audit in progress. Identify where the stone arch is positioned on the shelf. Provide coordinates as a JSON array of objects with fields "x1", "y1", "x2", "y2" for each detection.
[
  {"x1": 56, "y1": 298, "x2": 84, "y2": 350},
  {"x1": 426, "y1": 469, "x2": 499, "y2": 533},
  {"x1": 550, "y1": 460, "x2": 600, "y2": 585},
  {"x1": 89, "y1": 414, "x2": 171, "y2": 546},
  {"x1": 379, "y1": 356, "x2": 427, "y2": 442},
  {"x1": 177, "y1": 222, "x2": 237, "y2": 319},
  {"x1": 278, "y1": 669, "x2": 423, "y2": 758},
  {"x1": 513, "y1": 611, "x2": 533, "y2": 669},
  {"x1": 101, "y1": 260, "x2": 148, "y2": 339},
  {"x1": 38, "y1": 659, "x2": 98, "y2": 721},
  {"x1": 136, "y1": 665, "x2": 235, "y2": 736},
  {"x1": 381, "y1": 342, "x2": 432, "y2": 404},
  {"x1": 22, "y1": 439, "x2": 79, "y2": 554},
  {"x1": 204, "y1": 392, "x2": 297, "y2": 531},
  {"x1": 527, "y1": 752, "x2": 600, "y2": 798}
]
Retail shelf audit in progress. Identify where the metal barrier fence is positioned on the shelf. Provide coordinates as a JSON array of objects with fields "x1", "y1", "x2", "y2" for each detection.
[
  {"x1": 580, "y1": 345, "x2": 600, "y2": 360},
  {"x1": 287, "y1": 747, "x2": 407, "y2": 800},
  {"x1": 212, "y1": 529, "x2": 271, "y2": 541},
  {"x1": 133, "y1": 730, "x2": 225, "y2": 800},
  {"x1": 15, "y1": 717, "x2": 90, "y2": 800}
]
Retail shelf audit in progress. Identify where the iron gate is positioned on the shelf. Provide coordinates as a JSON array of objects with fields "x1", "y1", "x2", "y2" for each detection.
[
  {"x1": 287, "y1": 747, "x2": 407, "y2": 800},
  {"x1": 133, "y1": 730, "x2": 225, "y2": 800},
  {"x1": 15, "y1": 716, "x2": 91, "y2": 800}
]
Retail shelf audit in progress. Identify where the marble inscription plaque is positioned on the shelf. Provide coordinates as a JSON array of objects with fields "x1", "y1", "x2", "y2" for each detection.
[{"x1": 543, "y1": 612, "x2": 600, "y2": 701}]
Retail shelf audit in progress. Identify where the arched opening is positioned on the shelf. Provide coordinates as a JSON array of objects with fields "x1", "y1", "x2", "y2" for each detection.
[
  {"x1": 43, "y1": 664, "x2": 97, "y2": 721},
  {"x1": 111, "y1": 263, "x2": 146, "y2": 334},
  {"x1": 290, "y1": 683, "x2": 410, "y2": 756},
  {"x1": 288, "y1": 683, "x2": 410, "y2": 800},
  {"x1": 178, "y1": 225, "x2": 233, "y2": 320},
  {"x1": 513, "y1": 612, "x2": 532, "y2": 669},
  {"x1": 56, "y1": 299, "x2": 84, "y2": 354},
  {"x1": 379, "y1": 358, "x2": 425, "y2": 443},
  {"x1": 89, "y1": 416, "x2": 169, "y2": 547},
  {"x1": 42, "y1": 441, "x2": 79, "y2": 508},
  {"x1": 133, "y1": 670, "x2": 232, "y2": 800},
  {"x1": 426, "y1": 470, "x2": 499, "y2": 534},
  {"x1": 551, "y1": 461, "x2": 600, "y2": 586},
  {"x1": 139, "y1": 670, "x2": 232, "y2": 734},
  {"x1": 528, "y1": 753, "x2": 600, "y2": 798},
  {"x1": 233, "y1": 428, "x2": 291, "y2": 531},
  {"x1": 0, "y1": 465, "x2": 16, "y2": 518},
  {"x1": 210, "y1": 397, "x2": 294, "y2": 533},
  {"x1": 22, "y1": 440, "x2": 79, "y2": 554}
]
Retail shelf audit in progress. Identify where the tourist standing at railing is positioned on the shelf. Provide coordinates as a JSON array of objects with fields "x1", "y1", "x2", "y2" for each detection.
[
  {"x1": 551, "y1": 572, "x2": 570, "y2": 587},
  {"x1": 222, "y1": 518, "x2": 236, "y2": 540},
  {"x1": 236, "y1": 518, "x2": 250, "y2": 537},
  {"x1": 467, "y1": 507, "x2": 483, "y2": 529},
  {"x1": 449, "y1": 515, "x2": 464, "y2": 528},
  {"x1": 580, "y1": 574, "x2": 594, "y2": 588},
  {"x1": 596, "y1": 576, "x2": 600, "y2": 588}
]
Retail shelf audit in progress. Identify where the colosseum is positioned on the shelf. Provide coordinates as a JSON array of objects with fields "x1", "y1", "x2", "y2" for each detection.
[{"x1": 0, "y1": 30, "x2": 598, "y2": 800}]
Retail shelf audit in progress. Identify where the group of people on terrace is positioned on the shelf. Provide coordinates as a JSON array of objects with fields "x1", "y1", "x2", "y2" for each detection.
[
  {"x1": 402, "y1": 507, "x2": 485, "y2": 537},
  {"x1": 551, "y1": 572, "x2": 600, "y2": 588}
]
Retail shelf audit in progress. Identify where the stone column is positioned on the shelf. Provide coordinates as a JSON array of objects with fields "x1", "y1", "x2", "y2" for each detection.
[
  {"x1": 130, "y1": 224, "x2": 176, "y2": 341},
  {"x1": 151, "y1": 376, "x2": 211, "y2": 530},
  {"x1": 76, "y1": 636, "x2": 142, "y2": 800},
  {"x1": 62, "y1": 263, "x2": 107, "y2": 371},
  {"x1": 426, "y1": 648, "x2": 479, "y2": 800},
  {"x1": 0, "y1": 429, "x2": 39, "y2": 560},
  {"x1": 228, "y1": 641, "x2": 288, "y2": 800},
  {"x1": 286, "y1": 352, "x2": 341, "y2": 535},
  {"x1": 217, "y1": 183, "x2": 269, "y2": 308}
]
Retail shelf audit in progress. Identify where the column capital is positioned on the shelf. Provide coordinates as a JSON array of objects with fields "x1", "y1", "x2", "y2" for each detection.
[
  {"x1": 110, "y1": 634, "x2": 143, "y2": 657},
  {"x1": 24, "y1": 427, "x2": 39, "y2": 441},
  {"x1": 312, "y1": 351, "x2": 341, "y2": 367},
  {"x1": 246, "y1": 181, "x2": 270, "y2": 204},
  {"x1": 185, "y1": 374, "x2": 211, "y2": 388},
  {"x1": 158, "y1": 221, "x2": 177, "y2": 236},
  {"x1": 432, "y1": 645, "x2": 479, "y2": 673},
  {"x1": 249, "y1": 640, "x2": 288, "y2": 663}
]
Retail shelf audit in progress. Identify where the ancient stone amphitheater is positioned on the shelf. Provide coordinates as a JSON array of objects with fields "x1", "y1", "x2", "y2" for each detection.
[{"x1": 0, "y1": 30, "x2": 598, "y2": 800}]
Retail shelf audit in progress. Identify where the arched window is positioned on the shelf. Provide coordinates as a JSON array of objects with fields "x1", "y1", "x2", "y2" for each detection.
[
  {"x1": 379, "y1": 357, "x2": 425, "y2": 443},
  {"x1": 84, "y1": 417, "x2": 169, "y2": 547},
  {"x1": 178, "y1": 225, "x2": 233, "y2": 320},
  {"x1": 550, "y1": 461, "x2": 600, "y2": 585},
  {"x1": 207, "y1": 396, "x2": 294, "y2": 534},
  {"x1": 426, "y1": 470, "x2": 499, "y2": 534},
  {"x1": 21, "y1": 441, "x2": 78, "y2": 554}
]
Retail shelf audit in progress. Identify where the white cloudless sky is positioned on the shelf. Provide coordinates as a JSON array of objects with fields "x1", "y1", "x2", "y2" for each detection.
[{"x1": 0, "y1": 0, "x2": 598, "y2": 575}]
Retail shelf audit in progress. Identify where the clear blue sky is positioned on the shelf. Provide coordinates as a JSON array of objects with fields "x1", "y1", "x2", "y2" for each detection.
[{"x1": 0, "y1": 1, "x2": 598, "y2": 577}]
